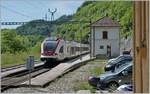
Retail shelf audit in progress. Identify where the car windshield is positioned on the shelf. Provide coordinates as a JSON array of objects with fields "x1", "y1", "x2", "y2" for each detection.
[
  {"x1": 108, "y1": 60, "x2": 116, "y2": 64},
  {"x1": 114, "y1": 62, "x2": 132, "y2": 73},
  {"x1": 116, "y1": 55, "x2": 132, "y2": 62},
  {"x1": 107, "y1": 56, "x2": 124, "y2": 64},
  {"x1": 44, "y1": 41, "x2": 57, "y2": 51},
  {"x1": 116, "y1": 56, "x2": 125, "y2": 61}
]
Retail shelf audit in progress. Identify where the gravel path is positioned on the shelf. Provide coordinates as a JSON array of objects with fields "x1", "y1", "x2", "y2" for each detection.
[{"x1": 3, "y1": 59, "x2": 106, "y2": 93}]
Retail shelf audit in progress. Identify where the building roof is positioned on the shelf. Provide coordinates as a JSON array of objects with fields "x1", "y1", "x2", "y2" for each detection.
[{"x1": 91, "y1": 17, "x2": 120, "y2": 27}]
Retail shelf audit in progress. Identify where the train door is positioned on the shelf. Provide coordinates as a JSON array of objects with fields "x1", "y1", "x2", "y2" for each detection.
[{"x1": 59, "y1": 45, "x2": 64, "y2": 60}]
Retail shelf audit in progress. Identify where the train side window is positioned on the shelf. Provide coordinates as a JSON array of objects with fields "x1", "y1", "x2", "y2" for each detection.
[
  {"x1": 67, "y1": 47, "x2": 69, "y2": 53},
  {"x1": 60, "y1": 46, "x2": 63, "y2": 53}
]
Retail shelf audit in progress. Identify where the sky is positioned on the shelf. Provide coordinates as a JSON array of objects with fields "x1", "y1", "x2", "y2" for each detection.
[{"x1": 1, "y1": 0, "x2": 85, "y2": 29}]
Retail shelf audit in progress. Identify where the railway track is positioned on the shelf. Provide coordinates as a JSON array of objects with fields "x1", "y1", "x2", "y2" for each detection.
[
  {"x1": 1, "y1": 61, "x2": 39, "y2": 72},
  {"x1": 1, "y1": 54, "x2": 90, "y2": 92},
  {"x1": 1, "y1": 64, "x2": 50, "y2": 92}
]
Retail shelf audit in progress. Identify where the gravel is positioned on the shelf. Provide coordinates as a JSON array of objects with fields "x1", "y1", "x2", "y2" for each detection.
[{"x1": 3, "y1": 59, "x2": 106, "y2": 93}]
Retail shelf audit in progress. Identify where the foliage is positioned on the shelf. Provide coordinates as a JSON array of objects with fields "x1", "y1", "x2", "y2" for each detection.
[
  {"x1": 1, "y1": 29, "x2": 29, "y2": 53},
  {"x1": 1, "y1": 49, "x2": 40, "y2": 68},
  {"x1": 1, "y1": 41, "x2": 41, "y2": 68},
  {"x1": 14, "y1": 1, "x2": 133, "y2": 43},
  {"x1": 16, "y1": 20, "x2": 53, "y2": 36},
  {"x1": 52, "y1": 1, "x2": 133, "y2": 42}
]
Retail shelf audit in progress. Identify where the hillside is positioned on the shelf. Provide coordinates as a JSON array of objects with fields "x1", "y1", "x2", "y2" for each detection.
[
  {"x1": 15, "y1": 1, "x2": 133, "y2": 43},
  {"x1": 16, "y1": 15, "x2": 72, "y2": 36},
  {"x1": 52, "y1": 1, "x2": 133, "y2": 43}
]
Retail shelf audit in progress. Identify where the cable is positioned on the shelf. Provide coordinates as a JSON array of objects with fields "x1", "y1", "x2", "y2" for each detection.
[
  {"x1": 22, "y1": 1, "x2": 40, "y2": 9},
  {"x1": 1, "y1": 5, "x2": 33, "y2": 19},
  {"x1": 22, "y1": 1, "x2": 46, "y2": 20},
  {"x1": 35, "y1": 1, "x2": 46, "y2": 8}
]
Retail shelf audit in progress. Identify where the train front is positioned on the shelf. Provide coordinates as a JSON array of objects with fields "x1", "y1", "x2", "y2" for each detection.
[{"x1": 40, "y1": 38, "x2": 59, "y2": 62}]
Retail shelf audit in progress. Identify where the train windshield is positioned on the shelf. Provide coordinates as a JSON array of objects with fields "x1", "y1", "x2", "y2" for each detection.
[{"x1": 44, "y1": 41, "x2": 57, "y2": 51}]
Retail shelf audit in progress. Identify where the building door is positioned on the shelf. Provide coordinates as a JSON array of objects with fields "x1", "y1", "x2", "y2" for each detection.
[{"x1": 107, "y1": 45, "x2": 111, "y2": 58}]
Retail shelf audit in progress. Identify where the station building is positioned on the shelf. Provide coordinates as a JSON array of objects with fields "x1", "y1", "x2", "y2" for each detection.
[{"x1": 90, "y1": 17, "x2": 120, "y2": 58}]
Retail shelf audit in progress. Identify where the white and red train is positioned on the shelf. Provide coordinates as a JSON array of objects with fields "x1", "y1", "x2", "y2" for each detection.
[{"x1": 40, "y1": 37, "x2": 89, "y2": 62}]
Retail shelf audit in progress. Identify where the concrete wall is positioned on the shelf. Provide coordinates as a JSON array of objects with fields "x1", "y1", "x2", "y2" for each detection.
[{"x1": 91, "y1": 26, "x2": 120, "y2": 57}]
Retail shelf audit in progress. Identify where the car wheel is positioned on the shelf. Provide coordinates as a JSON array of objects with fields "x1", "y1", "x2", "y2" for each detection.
[{"x1": 107, "y1": 82, "x2": 119, "y2": 91}]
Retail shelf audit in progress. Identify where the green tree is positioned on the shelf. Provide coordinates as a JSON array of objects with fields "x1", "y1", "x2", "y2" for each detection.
[{"x1": 1, "y1": 29, "x2": 29, "y2": 53}]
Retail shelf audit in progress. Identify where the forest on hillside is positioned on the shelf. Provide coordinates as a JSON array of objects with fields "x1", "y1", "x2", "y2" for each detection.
[
  {"x1": 51, "y1": 1, "x2": 133, "y2": 42},
  {"x1": 15, "y1": 1, "x2": 133, "y2": 43}
]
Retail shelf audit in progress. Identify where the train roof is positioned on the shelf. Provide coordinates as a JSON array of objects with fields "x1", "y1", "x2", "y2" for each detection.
[
  {"x1": 43, "y1": 37, "x2": 89, "y2": 46},
  {"x1": 44, "y1": 37, "x2": 61, "y2": 41}
]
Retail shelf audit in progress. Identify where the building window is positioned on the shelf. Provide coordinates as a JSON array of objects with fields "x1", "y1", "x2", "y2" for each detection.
[
  {"x1": 100, "y1": 45, "x2": 104, "y2": 49},
  {"x1": 103, "y1": 31, "x2": 108, "y2": 39}
]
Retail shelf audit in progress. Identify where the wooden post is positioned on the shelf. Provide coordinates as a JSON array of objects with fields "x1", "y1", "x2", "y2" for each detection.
[{"x1": 133, "y1": 1, "x2": 149, "y2": 93}]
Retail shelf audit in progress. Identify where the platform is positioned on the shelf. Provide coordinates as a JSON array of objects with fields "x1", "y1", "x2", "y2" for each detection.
[{"x1": 21, "y1": 54, "x2": 94, "y2": 87}]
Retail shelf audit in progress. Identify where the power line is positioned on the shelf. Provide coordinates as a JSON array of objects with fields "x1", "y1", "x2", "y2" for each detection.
[
  {"x1": 1, "y1": 5, "x2": 34, "y2": 19},
  {"x1": 22, "y1": 1, "x2": 48, "y2": 21},
  {"x1": 35, "y1": 1, "x2": 46, "y2": 8},
  {"x1": 22, "y1": 1, "x2": 40, "y2": 9}
]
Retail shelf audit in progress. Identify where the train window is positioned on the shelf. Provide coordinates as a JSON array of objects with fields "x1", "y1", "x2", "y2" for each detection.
[
  {"x1": 60, "y1": 46, "x2": 64, "y2": 53},
  {"x1": 77, "y1": 47, "x2": 79, "y2": 51},
  {"x1": 71, "y1": 47, "x2": 74, "y2": 54},
  {"x1": 44, "y1": 41, "x2": 57, "y2": 51},
  {"x1": 67, "y1": 47, "x2": 69, "y2": 53}
]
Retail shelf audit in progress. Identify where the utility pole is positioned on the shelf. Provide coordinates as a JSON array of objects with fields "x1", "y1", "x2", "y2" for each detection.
[
  {"x1": 48, "y1": 8, "x2": 57, "y2": 21},
  {"x1": 45, "y1": 13, "x2": 48, "y2": 21},
  {"x1": 89, "y1": 19, "x2": 92, "y2": 59},
  {"x1": 80, "y1": 20, "x2": 82, "y2": 60}
]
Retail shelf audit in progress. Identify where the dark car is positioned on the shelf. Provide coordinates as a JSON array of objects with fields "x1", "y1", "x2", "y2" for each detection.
[
  {"x1": 88, "y1": 62, "x2": 132, "y2": 90},
  {"x1": 104, "y1": 55, "x2": 132, "y2": 71}
]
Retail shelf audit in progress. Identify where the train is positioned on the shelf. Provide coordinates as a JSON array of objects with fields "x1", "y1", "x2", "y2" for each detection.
[{"x1": 40, "y1": 37, "x2": 89, "y2": 62}]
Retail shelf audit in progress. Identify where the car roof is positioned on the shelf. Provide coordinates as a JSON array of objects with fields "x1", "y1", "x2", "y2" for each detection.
[{"x1": 112, "y1": 55, "x2": 132, "y2": 63}]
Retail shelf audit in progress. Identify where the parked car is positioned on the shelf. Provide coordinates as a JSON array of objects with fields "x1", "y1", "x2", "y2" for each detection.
[
  {"x1": 104, "y1": 55, "x2": 132, "y2": 71},
  {"x1": 116, "y1": 84, "x2": 133, "y2": 92},
  {"x1": 88, "y1": 62, "x2": 132, "y2": 90}
]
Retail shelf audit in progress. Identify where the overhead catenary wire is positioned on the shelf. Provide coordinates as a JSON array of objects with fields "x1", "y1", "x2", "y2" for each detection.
[
  {"x1": 35, "y1": 1, "x2": 46, "y2": 8},
  {"x1": 22, "y1": 1, "x2": 49, "y2": 21},
  {"x1": 1, "y1": 5, "x2": 34, "y2": 19},
  {"x1": 22, "y1": 1, "x2": 40, "y2": 9}
]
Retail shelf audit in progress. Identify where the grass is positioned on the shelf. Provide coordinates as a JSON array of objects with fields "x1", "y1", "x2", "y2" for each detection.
[
  {"x1": 90, "y1": 65, "x2": 104, "y2": 76},
  {"x1": 73, "y1": 81, "x2": 96, "y2": 93},
  {"x1": 1, "y1": 51, "x2": 40, "y2": 68},
  {"x1": 1, "y1": 43, "x2": 41, "y2": 68},
  {"x1": 73, "y1": 59, "x2": 107, "y2": 93},
  {"x1": 89, "y1": 59, "x2": 107, "y2": 64}
]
